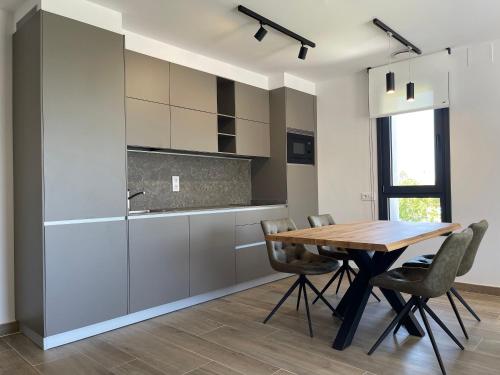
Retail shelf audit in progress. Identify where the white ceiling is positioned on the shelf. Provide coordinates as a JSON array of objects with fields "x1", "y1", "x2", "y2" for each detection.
[{"x1": 6, "y1": 0, "x2": 500, "y2": 82}]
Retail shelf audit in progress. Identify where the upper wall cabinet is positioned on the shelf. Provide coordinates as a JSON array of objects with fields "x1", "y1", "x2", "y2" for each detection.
[
  {"x1": 235, "y1": 82, "x2": 270, "y2": 123},
  {"x1": 42, "y1": 13, "x2": 126, "y2": 221},
  {"x1": 125, "y1": 50, "x2": 170, "y2": 104},
  {"x1": 170, "y1": 63, "x2": 217, "y2": 113},
  {"x1": 236, "y1": 119, "x2": 270, "y2": 157},
  {"x1": 171, "y1": 106, "x2": 217, "y2": 153},
  {"x1": 126, "y1": 98, "x2": 171, "y2": 149},
  {"x1": 286, "y1": 88, "x2": 315, "y2": 132}
]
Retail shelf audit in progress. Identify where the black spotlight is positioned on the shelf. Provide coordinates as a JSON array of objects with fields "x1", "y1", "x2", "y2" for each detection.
[
  {"x1": 254, "y1": 23, "x2": 267, "y2": 41},
  {"x1": 407, "y1": 81, "x2": 415, "y2": 101},
  {"x1": 298, "y1": 44, "x2": 308, "y2": 60},
  {"x1": 386, "y1": 71, "x2": 395, "y2": 93}
]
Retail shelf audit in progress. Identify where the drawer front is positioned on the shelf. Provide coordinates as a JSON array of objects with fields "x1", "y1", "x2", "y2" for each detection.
[
  {"x1": 235, "y1": 244, "x2": 276, "y2": 284},
  {"x1": 235, "y1": 206, "x2": 288, "y2": 226},
  {"x1": 235, "y1": 223, "x2": 264, "y2": 246}
]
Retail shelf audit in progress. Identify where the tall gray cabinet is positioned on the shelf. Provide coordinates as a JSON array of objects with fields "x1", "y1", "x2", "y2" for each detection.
[{"x1": 13, "y1": 11, "x2": 127, "y2": 337}]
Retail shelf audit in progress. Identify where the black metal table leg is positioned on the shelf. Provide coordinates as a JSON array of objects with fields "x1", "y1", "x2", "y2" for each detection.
[{"x1": 332, "y1": 247, "x2": 424, "y2": 350}]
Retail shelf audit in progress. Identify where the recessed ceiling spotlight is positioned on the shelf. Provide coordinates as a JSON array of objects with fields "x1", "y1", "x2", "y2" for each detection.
[{"x1": 254, "y1": 22, "x2": 267, "y2": 42}]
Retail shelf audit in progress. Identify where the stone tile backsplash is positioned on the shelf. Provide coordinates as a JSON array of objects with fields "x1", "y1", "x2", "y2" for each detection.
[{"x1": 127, "y1": 151, "x2": 252, "y2": 211}]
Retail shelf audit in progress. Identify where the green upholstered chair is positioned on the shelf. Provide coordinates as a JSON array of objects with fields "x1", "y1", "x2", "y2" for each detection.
[
  {"x1": 400, "y1": 220, "x2": 488, "y2": 339},
  {"x1": 261, "y1": 218, "x2": 342, "y2": 337},
  {"x1": 307, "y1": 214, "x2": 381, "y2": 303},
  {"x1": 367, "y1": 229, "x2": 473, "y2": 375}
]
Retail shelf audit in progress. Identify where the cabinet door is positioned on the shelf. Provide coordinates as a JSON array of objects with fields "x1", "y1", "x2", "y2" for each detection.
[
  {"x1": 286, "y1": 88, "x2": 315, "y2": 132},
  {"x1": 42, "y1": 13, "x2": 126, "y2": 221},
  {"x1": 129, "y1": 216, "x2": 189, "y2": 312},
  {"x1": 189, "y1": 212, "x2": 236, "y2": 295},
  {"x1": 125, "y1": 50, "x2": 170, "y2": 104},
  {"x1": 236, "y1": 119, "x2": 270, "y2": 157},
  {"x1": 170, "y1": 63, "x2": 217, "y2": 113},
  {"x1": 236, "y1": 244, "x2": 276, "y2": 283},
  {"x1": 45, "y1": 220, "x2": 127, "y2": 335},
  {"x1": 287, "y1": 164, "x2": 318, "y2": 230},
  {"x1": 171, "y1": 107, "x2": 217, "y2": 153},
  {"x1": 126, "y1": 98, "x2": 171, "y2": 148},
  {"x1": 235, "y1": 82, "x2": 269, "y2": 123}
]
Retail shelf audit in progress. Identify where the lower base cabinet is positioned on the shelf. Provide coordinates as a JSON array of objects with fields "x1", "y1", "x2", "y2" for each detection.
[
  {"x1": 129, "y1": 216, "x2": 189, "y2": 312},
  {"x1": 236, "y1": 244, "x2": 276, "y2": 283},
  {"x1": 189, "y1": 212, "x2": 236, "y2": 296},
  {"x1": 44, "y1": 221, "x2": 128, "y2": 335}
]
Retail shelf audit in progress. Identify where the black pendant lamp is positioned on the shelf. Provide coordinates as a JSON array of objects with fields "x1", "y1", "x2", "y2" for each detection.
[
  {"x1": 386, "y1": 32, "x2": 395, "y2": 94},
  {"x1": 406, "y1": 47, "x2": 415, "y2": 101}
]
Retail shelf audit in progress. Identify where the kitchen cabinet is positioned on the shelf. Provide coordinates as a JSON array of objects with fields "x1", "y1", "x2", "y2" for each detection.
[
  {"x1": 171, "y1": 106, "x2": 217, "y2": 153},
  {"x1": 286, "y1": 88, "x2": 315, "y2": 132},
  {"x1": 287, "y1": 164, "x2": 318, "y2": 229},
  {"x1": 126, "y1": 98, "x2": 171, "y2": 149},
  {"x1": 125, "y1": 50, "x2": 170, "y2": 104},
  {"x1": 44, "y1": 221, "x2": 128, "y2": 335},
  {"x1": 235, "y1": 206, "x2": 289, "y2": 226},
  {"x1": 189, "y1": 212, "x2": 236, "y2": 295},
  {"x1": 236, "y1": 119, "x2": 270, "y2": 157},
  {"x1": 235, "y1": 82, "x2": 270, "y2": 123},
  {"x1": 236, "y1": 244, "x2": 276, "y2": 283},
  {"x1": 42, "y1": 12, "x2": 126, "y2": 221},
  {"x1": 170, "y1": 63, "x2": 217, "y2": 113},
  {"x1": 129, "y1": 216, "x2": 189, "y2": 312}
]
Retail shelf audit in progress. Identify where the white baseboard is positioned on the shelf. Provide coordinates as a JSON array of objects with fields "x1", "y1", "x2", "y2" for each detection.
[{"x1": 21, "y1": 273, "x2": 291, "y2": 350}]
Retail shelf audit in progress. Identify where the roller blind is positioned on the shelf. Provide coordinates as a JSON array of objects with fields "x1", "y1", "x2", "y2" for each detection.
[{"x1": 369, "y1": 50, "x2": 450, "y2": 118}]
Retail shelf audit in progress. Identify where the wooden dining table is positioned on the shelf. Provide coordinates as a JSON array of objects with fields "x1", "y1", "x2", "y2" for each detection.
[{"x1": 264, "y1": 220, "x2": 461, "y2": 350}]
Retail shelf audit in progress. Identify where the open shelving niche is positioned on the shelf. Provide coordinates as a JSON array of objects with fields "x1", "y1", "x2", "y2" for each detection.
[{"x1": 217, "y1": 77, "x2": 236, "y2": 154}]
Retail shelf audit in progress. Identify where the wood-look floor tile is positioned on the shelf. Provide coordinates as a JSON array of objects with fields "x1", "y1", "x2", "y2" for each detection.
[
  {"x1": 138, "y1": 320, "x2": 279, "y2": 375},
  {"x1": 0, "y1": 338, "x2": 10, "y2": 352},
  {"x1": 0, "y1": 349, "x2": 38, "y2": 374},
  {"x1": 111, "y1": 359, "x2": 166, "y2": 375},
  {"x1": 34, "y1": 353, "x2": 112, "y2": 374},
  {"x1": 72, "y1": 336, "x2": 135, "y2": 369},
  {"x1": 186, "y1": 361, "x2": 243, "y2": 375},
  {"x1": 101, "y1": 325, "x2": 210, "y2": 374},
  {"x1": 152, "y1": 308, "x2": 223, "y2": 336},
  {"x1": 272, "y1": 370, "x2": 297, "y2": 375},
  {"x1": 203, "y1": 325, "x2": 365, "y2": 375},
  {"x1": 4, "y1": 333, "x2": 78, "y2": 366}
]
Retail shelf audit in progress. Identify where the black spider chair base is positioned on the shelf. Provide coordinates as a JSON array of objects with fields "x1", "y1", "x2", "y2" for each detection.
[
  {"x1": 263, "y1": 274, "x2": 342, "y2": 337},
  {"x1": 368, "y1": 296, "x2": 464, "y2": 375},
  {"x1": 311, "y1": 260, "x2": 381, "y2": 304}
]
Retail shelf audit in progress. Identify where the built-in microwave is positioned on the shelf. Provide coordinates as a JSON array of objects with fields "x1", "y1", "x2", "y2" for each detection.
[{"x1": 287, "y1": 130, "x2": 315, "y2": 165}]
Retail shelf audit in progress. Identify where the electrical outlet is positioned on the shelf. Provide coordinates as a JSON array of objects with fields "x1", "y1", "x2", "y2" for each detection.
[
  {"x1": 361, "y1": 192, "x2": 375, "y2": 201},
  {"x1": 172, "y1": 176, "x2": 180, "y2": 192}
]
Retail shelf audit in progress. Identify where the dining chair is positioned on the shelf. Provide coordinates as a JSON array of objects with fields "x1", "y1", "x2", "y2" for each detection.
[
  {"x1": 397, "y1": 220, "x2": 488, "y2": 339},
  {"x1": 261, "y1": 218, "x2": 342, "y2": 337},
  {"x1": 307, "y1": 214, "x2": 381, "y2": 303},
  {"x1": 367, "y1": 229, "x2": 473, "y2": 375}
]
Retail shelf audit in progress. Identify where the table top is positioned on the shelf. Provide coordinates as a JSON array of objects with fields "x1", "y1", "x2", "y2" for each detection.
[{"x1": 264, "y1": 220, "x2": 461, "y2": 252}]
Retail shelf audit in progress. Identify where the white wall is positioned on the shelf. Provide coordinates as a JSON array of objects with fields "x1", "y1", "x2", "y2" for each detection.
[
  {"x1": 317, "y1": 41, "x2": 500, "y2": 287},
  {"x1": 0, "y1": 9, "x2": 15, "y2": 325}
]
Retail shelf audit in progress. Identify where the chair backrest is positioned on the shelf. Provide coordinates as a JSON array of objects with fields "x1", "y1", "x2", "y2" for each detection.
[
  {"x1": 308, "y1": 214, "x2": 339, "y2": 255},
  {"x1": 423, "y1": 228, "x2": 473, "y2": 297},
  {"x1": 457, "y1": 220, "x2": 488, "y2": 276},
  {"x1": 261, "y1": 218, "x2": 306, "y2": 269}
]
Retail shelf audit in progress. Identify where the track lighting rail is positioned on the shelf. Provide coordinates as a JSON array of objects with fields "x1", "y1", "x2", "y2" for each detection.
[
  {"x1": 373, "y1": 18, "x2": 421, "y2": 55},
  {"x1": 237, "y1": 5, "x2": 316, "y2": 48}
]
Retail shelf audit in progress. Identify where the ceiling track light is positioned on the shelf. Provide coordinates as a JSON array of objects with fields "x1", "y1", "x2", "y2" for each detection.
[
  {"x1": 298, "y1": 43, "x2": 308, "y2": 60},
  {"x1": 238, "y1": 5, "x2": 316, "y2": 60},
  {"x1": 254, "y1": 22, "x2": 267, "y2": 41},
  {"x1": 386, "y1": 32, "x2": 395, "y2": 94}
]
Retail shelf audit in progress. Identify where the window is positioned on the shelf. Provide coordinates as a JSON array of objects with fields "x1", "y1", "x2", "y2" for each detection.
[{"x1": 377, "y1": 108, "x2": 451, "y2": 222}]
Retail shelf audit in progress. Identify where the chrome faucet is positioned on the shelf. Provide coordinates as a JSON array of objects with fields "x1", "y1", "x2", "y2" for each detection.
[{"x1": 127, "y1": 190, "x2": 145, "y2": 210}]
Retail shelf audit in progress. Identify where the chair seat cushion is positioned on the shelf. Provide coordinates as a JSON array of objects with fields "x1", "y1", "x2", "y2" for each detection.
[
  {"x1": 273, "y1": 252, "x2": 340, "y2": 275},
  {"x1": 402, "y1": 254, "x2": 435, "y2": 269},
  {"x1": 318, "y1": 246, "x2": 352, "y2": 261},
  {"x1": 370, "y1": 267, "x2": 432, "y2": 297}
]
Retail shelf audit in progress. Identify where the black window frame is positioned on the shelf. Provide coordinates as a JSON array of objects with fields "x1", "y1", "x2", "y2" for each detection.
[{"x1": 377, "y1": 108, "x2": 452, "y2": 222}]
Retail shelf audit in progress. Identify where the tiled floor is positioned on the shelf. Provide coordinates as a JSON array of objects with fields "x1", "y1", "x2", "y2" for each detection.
[{"x1": 1, "y1": 274, "x2": 500, "y2": 374}]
